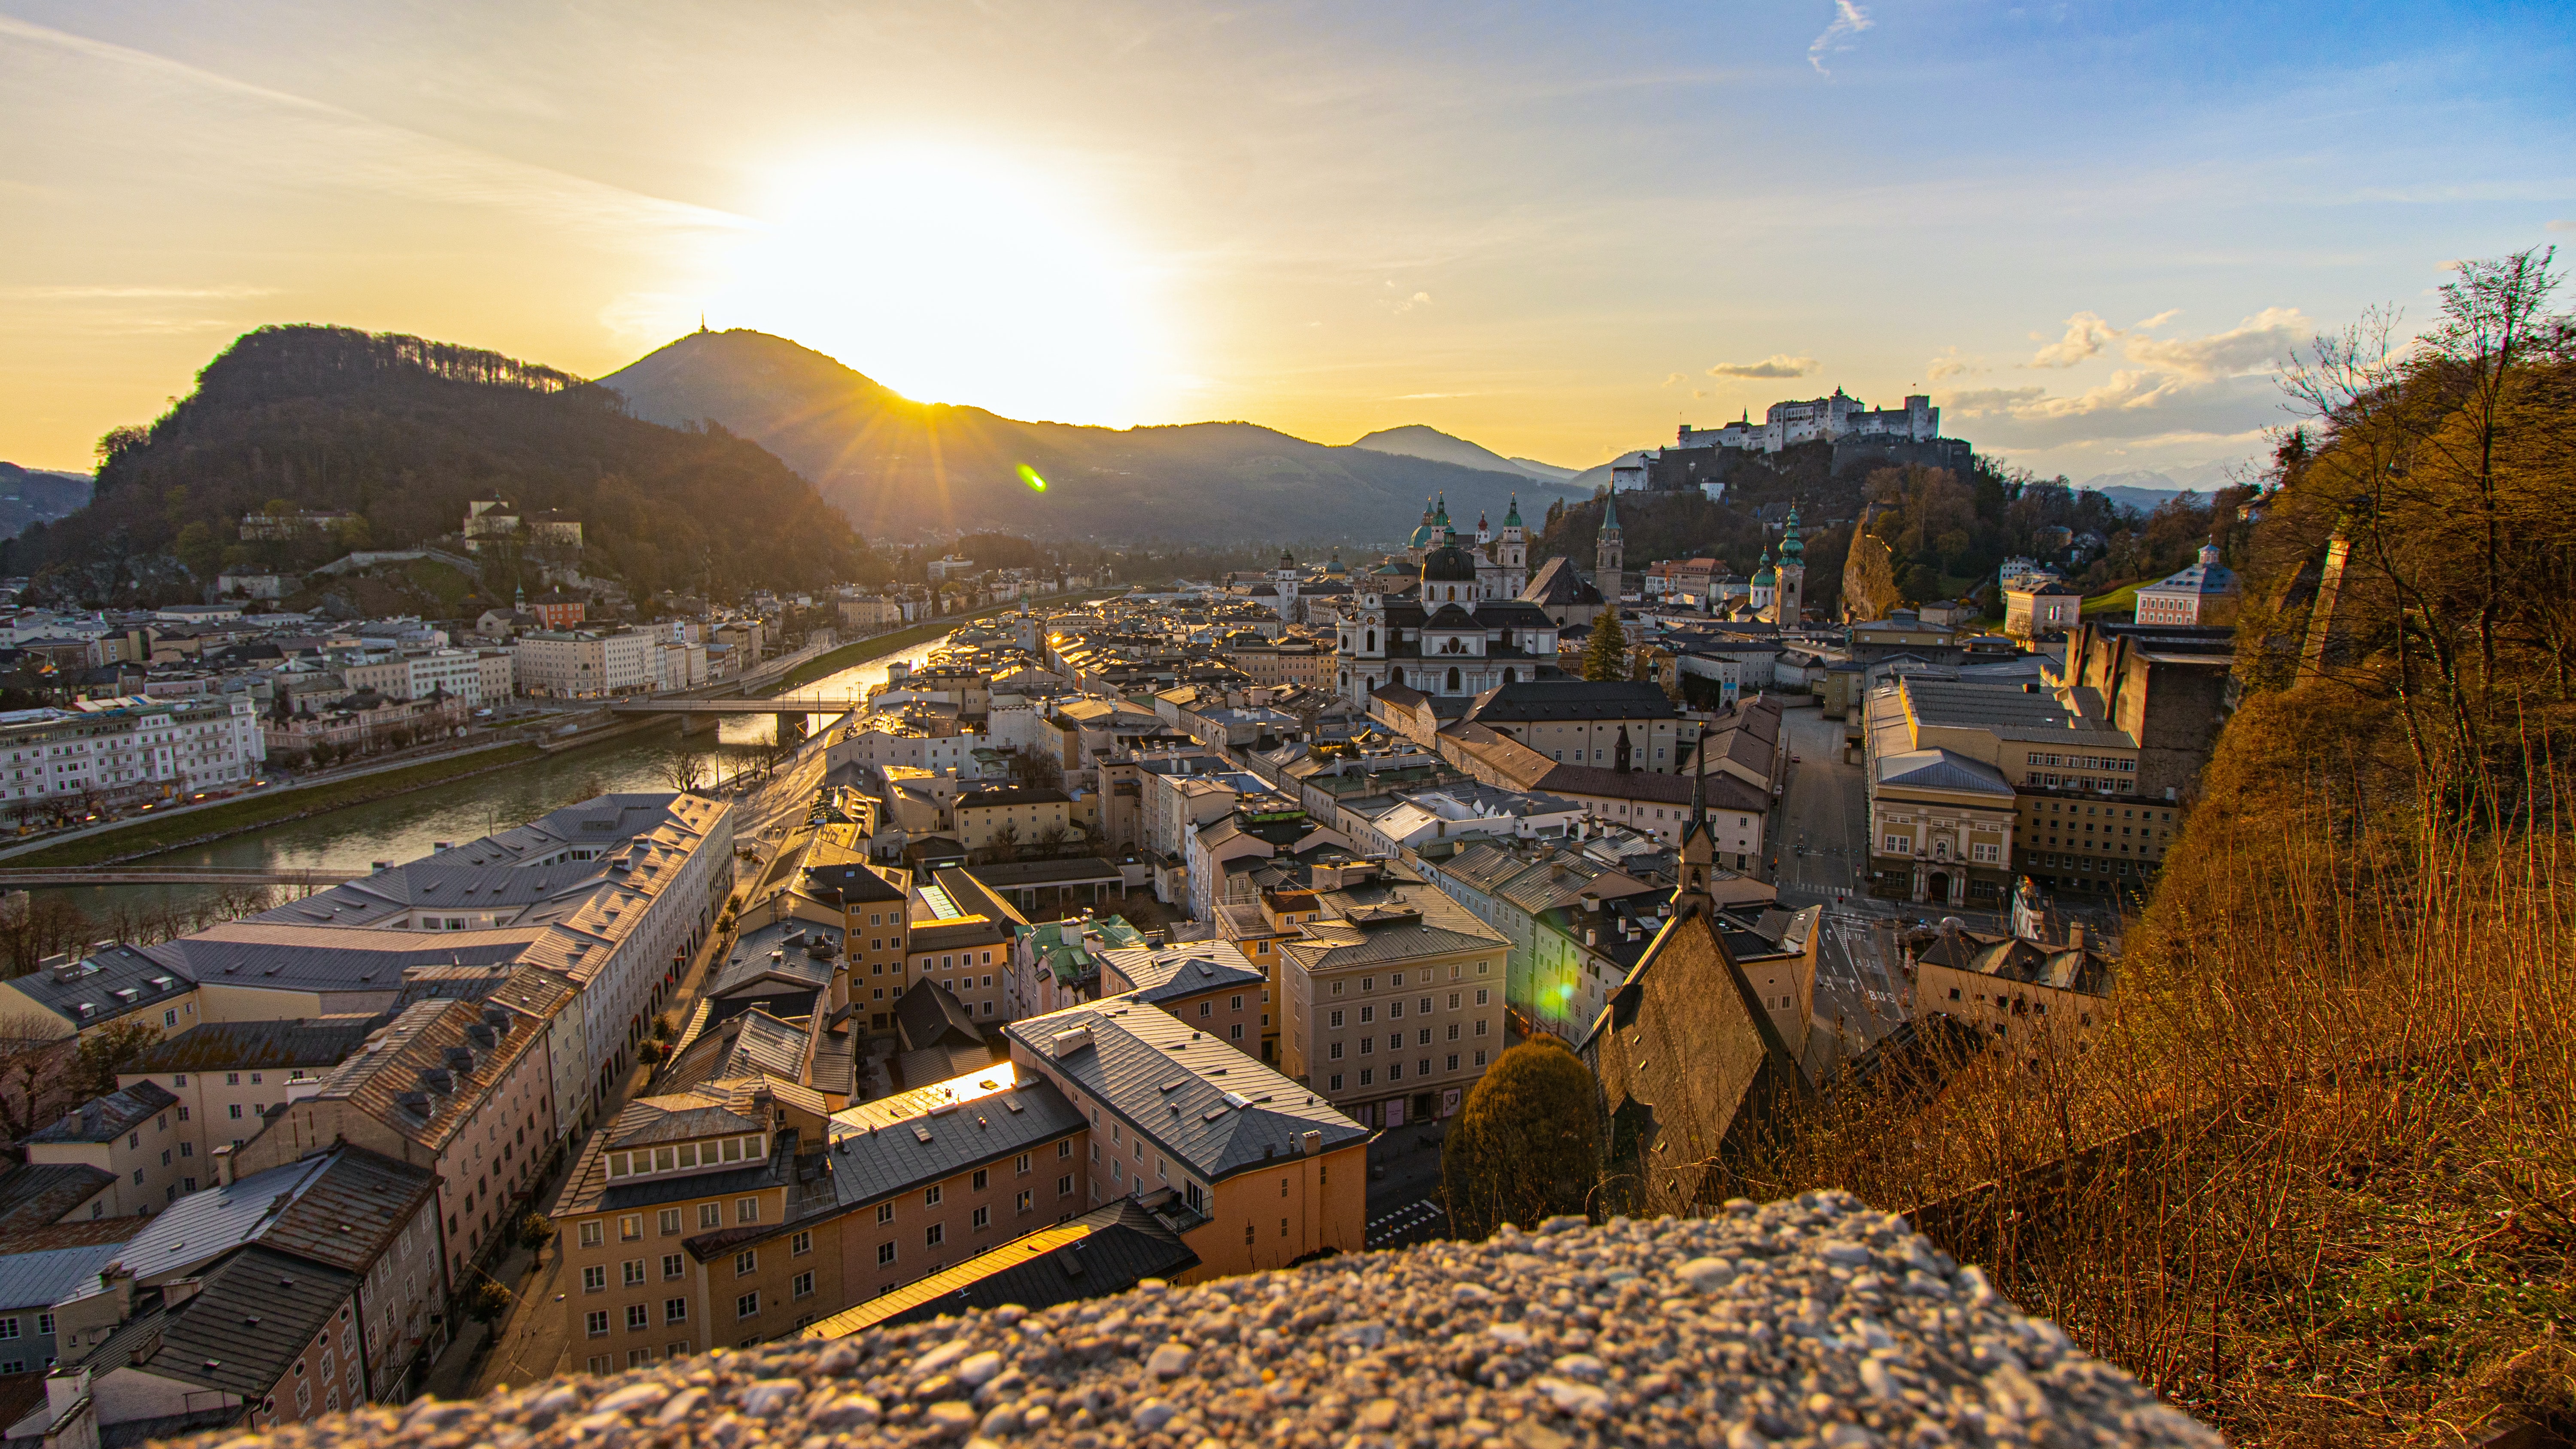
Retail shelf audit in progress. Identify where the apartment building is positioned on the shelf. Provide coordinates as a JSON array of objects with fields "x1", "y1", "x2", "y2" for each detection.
[
  {"x1": 55, "y1": 1146, "x2": 445, "y2": 1407},
  {"x1": 952, "y1": 787, "x2": 1072, "y2": 855},
  {"x1": 551, "y1": 1069, "x2": 1085, "y2": 1365},
  {"x1": 21, "y1": 1082, "x2": 189, "y2": 1218},
  {"x1": 236, "y1": 996, "x2": 556, "y2": 1285},
  {"x1": 1273, "y1": 864, "x2": 1510, "y2": 1130},
  {"x1": 340, "y1": 648, "x2": 484, "y2": 706},
  {"x1": 115, "y1": 1018, "x2": 380, "y2": 1176},
  {"x1": 0, "y1": 694, "x2": 265, "y2": 807},
  {"x1": 905, "y1": 869, "x2": 1026, "y2": 1024},
  {"x1": 1099, "y1": 942, "x2": 1268, "y2": 1055},
  {"x1": 1915, "y1": 925, "x2": 2117, "y2": 1051},
  {"x1": 476, "y1": 649, "x2": 516, "y2": 702},
  {"x1": 1005, "y1": 999, "x2": 1370, "y2": 1280},
  {"x1": 513, "y1": 630, "x2": 653, "y2": 697}
]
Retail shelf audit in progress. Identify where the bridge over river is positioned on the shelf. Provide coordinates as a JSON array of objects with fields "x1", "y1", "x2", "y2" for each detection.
[
  {"x1": 0, "y1": 866, "x2": 367, "y2": 888},
  {"x1": 606, "y1": 696, "x2": 868, "y2": 742}
]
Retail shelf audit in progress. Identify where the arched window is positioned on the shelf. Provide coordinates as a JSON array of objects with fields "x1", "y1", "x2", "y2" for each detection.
[
  {"x1": 1503, "y1": 668, "x2": 1516, "y2": 685},
  {"x1": 1364, "y1": 629, "x2": 1376, "y2": 653},
  {"x1": 1446, "y1": 666, "x2": 1462, "y2": 693}
]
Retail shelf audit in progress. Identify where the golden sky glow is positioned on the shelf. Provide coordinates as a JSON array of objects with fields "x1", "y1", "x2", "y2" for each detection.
[{"x1": 0, "y1": 1, "x2": 2564, "y2": 482}]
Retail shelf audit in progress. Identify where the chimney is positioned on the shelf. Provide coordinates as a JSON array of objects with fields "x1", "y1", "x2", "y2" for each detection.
[
  {"x1": 1300, "y1": 1129, "x2": 1324, "y2": 1156},
  {"x1": 212, "y1": 1143, "x2": 236, "y2": 1187},
  {"x1": 2069, "y1": 922, "x2": 2088, "y2": 951}
]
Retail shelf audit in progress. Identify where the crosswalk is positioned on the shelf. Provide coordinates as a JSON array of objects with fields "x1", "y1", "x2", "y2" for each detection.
[{"x1": 1366, "y1": 1199, "x2": 1446, "y2": 1249}]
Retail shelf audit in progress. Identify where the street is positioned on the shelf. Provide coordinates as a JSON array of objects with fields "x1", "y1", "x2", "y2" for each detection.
[
  {"x1": 1363, "y1": 1118, "x2": 1451, "y2": 1251},
  {"x1": 1765, "y1": 704, "x2": 1914, "y2": 1076}
]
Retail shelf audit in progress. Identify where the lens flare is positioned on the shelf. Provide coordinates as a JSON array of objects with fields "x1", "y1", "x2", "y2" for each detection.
[{"x1": 1018, "y1": 465, "x2": 1048, "y2": 492}]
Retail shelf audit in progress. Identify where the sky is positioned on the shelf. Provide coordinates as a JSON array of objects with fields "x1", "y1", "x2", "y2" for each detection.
[{"x1": 3, "y1": 0, "x2": 2569, "y2": 486}]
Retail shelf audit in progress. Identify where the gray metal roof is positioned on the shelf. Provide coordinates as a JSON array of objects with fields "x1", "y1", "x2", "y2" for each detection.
[
  {"x1": 1874, "y1": 748, "x2": 2015, "y2": 796},
  {"x1": 103, "y1": 1146, "x2": 434, "y2": 1287},
  {"x1": 1006, "y1": 1000, "x2": 1368, "y2": 1184},
  {"x1": 1100, "y1": 943, "x2": 1266, "y2": 1004},
  {"x1": 0, "y1": 944, "x2": 197, "y2": 1030},
  {"x1": 0, "y1": 1241, "x2": 121, "y2": 1312},
  {"x1": 820, "y1": 1072, "x2": 1084, "y2": 1209},
  {"x1": 100, "y1": 1243, "x2": 358, "y2": 1401},
  {"x1": 28, "y1": 1080, "x2": 179, "y2": 1144},
  {"x1": 124, "y1": 1018, "x2": 383, "y2": 1076}
]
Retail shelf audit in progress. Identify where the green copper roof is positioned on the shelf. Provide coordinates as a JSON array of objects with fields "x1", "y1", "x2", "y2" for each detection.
[
  {"x1": 1600, "y1": 490, "x2": 1621, "y2": 531},
  {"x1": 1503, "y1": 493, "x2": 1522, "y2": 527}
]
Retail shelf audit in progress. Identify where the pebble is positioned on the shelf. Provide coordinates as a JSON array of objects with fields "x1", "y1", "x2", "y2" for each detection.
[{"x1": 204, "y1": 1195, "x2": 2218, "y2": 1449}]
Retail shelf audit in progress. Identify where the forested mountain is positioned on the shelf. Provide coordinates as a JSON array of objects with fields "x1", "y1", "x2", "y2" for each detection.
[
  {"x1": 600, "y1": 329, "x2": 1584, "y2": 545},
  {"x1": 18, "y1": 326, "x2": 863, "y2": 608}
]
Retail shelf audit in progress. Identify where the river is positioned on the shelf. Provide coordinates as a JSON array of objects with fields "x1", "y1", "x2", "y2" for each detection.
[{"x1": 40, "y1": 633, "x2": 952, "y2": 924}]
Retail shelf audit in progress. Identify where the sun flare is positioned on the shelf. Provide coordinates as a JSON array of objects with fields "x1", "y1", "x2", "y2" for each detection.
[{"x1": 709, "y1": 146, "x2": 1172, "y2": 426}]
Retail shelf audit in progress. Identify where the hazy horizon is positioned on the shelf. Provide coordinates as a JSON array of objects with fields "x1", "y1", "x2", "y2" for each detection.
[{"x1": 3, "y1": 1, "x2": 2566, "y2": 484}]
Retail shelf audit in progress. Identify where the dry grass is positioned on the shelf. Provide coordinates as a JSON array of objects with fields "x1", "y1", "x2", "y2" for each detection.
[{"x1": 1738, "y1": 687, "x2": 2576, "y2": 1446}]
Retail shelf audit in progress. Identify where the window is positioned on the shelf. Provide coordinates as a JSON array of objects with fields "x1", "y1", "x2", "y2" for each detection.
[
  {"x1": 734, "y1": 1249, "x2": 757, "y2": 1276},
  {"x1": 586, "y1": 1310, "x2": 610, "y2": 1337},
  {"x1": 793, "y1": 1271, "x2": 814, "y2": 1300},
  {"x1": 582, "y1": 1265, "x2": 607, "y2": 1292},
  {"x1": 736, "y1": 1198, "x2": 759, "y2": 1223},
  {"x1": 665, "y1": 1296, "x2": 690, "y2": 1324},
  {"x1": 1475, "y1": 988, "x2": 1489, "y2": 1006},
  {"x1": 1058, "y1": 1140, "x2": 1072, "y2": 1159},
  {"x1": 925, "y1": 1185, "x2": 943, "y2": 1207},
  {"x1": 971, "y1": 1169, "x2": 988, "y2": 1191},
  {"x1": 1015, "y1": 1152, "x2": 1031, "y2": 1175},
  {"x1": 1330, "y1": 1074, "x2": 1344, "y2": 1091},
  {"x1": 876, "y1": 1202, "x2": 896, "y2": 1225},
  {"x1": 1016, "y1": 1189, "x2": 1033, "y2": 1212},
  {"x1": 626, "y1": 1304, "x2": 649, "y2": 1331},
  {"x1": 659, "y1": 1208, "x2": 682, "y2": 1234},
  {"x1": 620, "y1": 1214, "x2": 642, "y2": 1240},
  {"x1": 1329, "y1": 1042, "x2": 1343, "y2": 1060},
  {"x1": 229, "y1": 1103, "x2": 243, "y2": 1120},
  {"x1": 1448, "y1": 1054, "x2": 1460, "y2": 1071},
  {"x1": 736, "y1": 1293, "x2": 759, "y2": 1320},
  {"x1": 926, "y1": 1223, "x2": 945, "y2": 1247},
  {"x1": 662, "y1": 1253, "x2": 685, "y2": 1279},
  {"x1": 700, "y1": 1203, "x2": 723, "y2": 1229},
  {"x1": 0, "y1": 1321, "x2": 14, "y2": 1342},
  {"x1": 1475, "y1": 1049, "x2": 1488, "y2": 1067},
  {"x1": 878, "y1": 1241, "x2": 897, "y2": 1266},
  {"x1": 1329, "y1": 1009, "x2": 1343, "y2": 1028},
  {"x1": 1057, "y1": 1173, "x2": 1074, "y2": 1196},
  {"x1": 623, "y1": 1260, "x2": 646, "y2": 1287},
  {"x1": 791, "y1": 1230, "x2": 811, "y2": 1256},
  {"x1": 1475, "y1": 1019, "x2": 1489, "y2": 1036},
  {"x1": 972, "y1": 1206, "x2": 990, "y2": 1230}
]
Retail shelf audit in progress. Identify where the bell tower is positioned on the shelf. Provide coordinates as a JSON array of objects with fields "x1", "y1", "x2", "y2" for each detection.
[
  {"x1": 1595, "y1": 491, "x2": 1625, "y2": 613},
  {"x1": 1772, "y1": 505, "x2": 1805, "y2": 626}
]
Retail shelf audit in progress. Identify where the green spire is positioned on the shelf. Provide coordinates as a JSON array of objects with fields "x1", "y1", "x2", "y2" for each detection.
[
  {"x1": 1600, "y1": 489, "x2": 1621, "y2": 532},
  {"x1": 1780, "y1": 504, "x2": 1804, "y2": 560},
  {"x1": 1503, "y1": 493, "x2": 1522, "y2": 528},
  {"x1": 1433, "y1": 491, "x2": 1451, "y2": 528}
]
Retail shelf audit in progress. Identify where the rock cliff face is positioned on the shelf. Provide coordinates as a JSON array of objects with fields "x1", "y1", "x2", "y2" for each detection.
[{"x1": 211, "y1": 1194, "x2": 2217, "y2": 1449}]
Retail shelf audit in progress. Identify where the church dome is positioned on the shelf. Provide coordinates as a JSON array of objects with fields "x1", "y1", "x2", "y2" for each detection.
[{"x1": 1422, "y1": 543, "x2": 1481, "y2": 583}]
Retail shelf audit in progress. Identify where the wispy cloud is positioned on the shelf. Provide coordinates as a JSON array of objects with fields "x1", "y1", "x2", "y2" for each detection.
[
  {"x1": 1925, "y1": 347, "x2": 1979, "y2": 381},
  {"x1": 0, "y1": 15, "x2": 746, "y2": 242},
  {"x1": 2027, "y1": 312, "x2": 2120, "y2": 368},
  {"x1": 1808, "y1": 0, "x2": 1874, "y2": 74},
  {"x1": 1709, "y1": 354, "x2": 1816, "y2": 379},
  {"x1": 2122, "y1": 307, "x2": 2308, "y2": 377}
]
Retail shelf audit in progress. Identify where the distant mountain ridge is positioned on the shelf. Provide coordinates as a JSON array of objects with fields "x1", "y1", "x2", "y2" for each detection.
[
  {"x1": 601, "y1": 331, "x2": 1580, "y2": 545},
  {"x1": 0, "y1": 463, "x2": 94, "y2": 541},
  {"x1": 1349, "y1": 424, "x2": 1584, "y2": 484}
]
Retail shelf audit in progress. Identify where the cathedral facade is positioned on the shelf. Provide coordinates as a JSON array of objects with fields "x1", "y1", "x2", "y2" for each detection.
[{"x1": 1336, "y1": 494, "x2": 1566, "y2": 704}]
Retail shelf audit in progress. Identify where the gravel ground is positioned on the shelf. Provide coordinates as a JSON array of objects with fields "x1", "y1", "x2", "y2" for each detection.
[{"x1": 207, "y1": 1191, "x2": 2219, "y2": 1449}]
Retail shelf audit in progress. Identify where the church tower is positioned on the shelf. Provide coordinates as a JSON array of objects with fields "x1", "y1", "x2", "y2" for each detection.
[
  {"x1": 1771, "y1": 506, "x2": 1805, "y2": 626},
  {"x1": 1674, "y1": 743, "x2": 1715, "y2": 916},
  {"x1": 1499, "y1": 494, "x2": 1528, "y2": 597},
  {"x1": 1273, "y1": 547, "x2": 1300, "y2": 623},
  {"x1": 1475, "y1": 510, "x2": 1492, "y2": 547},
  {"x1": 1595, "y1": 491, "x2": 1625, "y2": 614}
]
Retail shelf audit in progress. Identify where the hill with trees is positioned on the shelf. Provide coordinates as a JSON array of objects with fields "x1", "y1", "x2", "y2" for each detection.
[
  {"x1": 17, "y1": 326, "x2": 864, "y2": 609},
  {"x1": 599, "y1": 329, "x2": 1586, "y2": 547},
  {"x1": 0, "y1": 463, "x2": 92, "y2": 542},
  {"x1": 1736, "y1": 250, "x2": 2576, "y2": 1443}
]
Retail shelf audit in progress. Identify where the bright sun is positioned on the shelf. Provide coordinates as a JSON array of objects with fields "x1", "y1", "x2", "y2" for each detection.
[{"x1": 710, "y1": 146, "x2": 1172, "y2": 426}]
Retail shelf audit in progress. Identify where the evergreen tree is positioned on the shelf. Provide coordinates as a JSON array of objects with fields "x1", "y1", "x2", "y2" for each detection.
[{"x1": 1582, "y1": 608, "x2": 1628, "y2": 681}]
